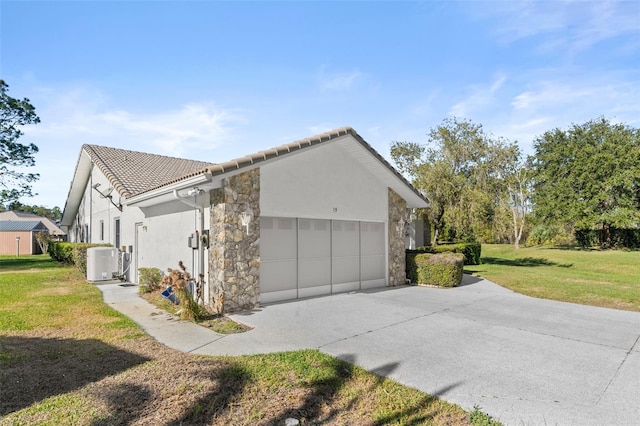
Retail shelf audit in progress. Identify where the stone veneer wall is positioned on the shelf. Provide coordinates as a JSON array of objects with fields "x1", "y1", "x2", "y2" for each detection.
[
  {"x1": 388, "y1": 188, "x2": 408, "y2": 286},
  {"x1": 209, "y1": 169, "x2": 260, "y2": 312}
]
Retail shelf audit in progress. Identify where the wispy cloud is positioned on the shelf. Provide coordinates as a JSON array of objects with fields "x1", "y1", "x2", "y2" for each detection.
[
  {"x1": 20, "y1": 85, "x2": 246, "y2": 207},
  {"x1": 449, "y1": 73, "x2": 507, "y2": 117},
  {"x1": 471, "y1": 0, "x2": 640, "y2": 54},
  {"x1": 318, "y1": 68, "x2": 363, "y2": 91},
  {"x1": 26, "y1": 86, "x2": 246, "y2": 158}
]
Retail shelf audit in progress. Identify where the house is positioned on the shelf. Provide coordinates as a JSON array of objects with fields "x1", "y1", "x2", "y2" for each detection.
[
  {"x1": 61, "y1": 127, "x2": 429, "y2": 311},
  {"x1": 0, "y1": 211, "x2": 66, "y2": 239},
  {"x1": 0, "y1": 220, "x2": 48, "y2": 255}
]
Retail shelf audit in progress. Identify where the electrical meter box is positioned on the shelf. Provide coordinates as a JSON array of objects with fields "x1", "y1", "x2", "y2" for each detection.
[{"x1": 187, "y1": 233, "x2": 199, "y2": 249}]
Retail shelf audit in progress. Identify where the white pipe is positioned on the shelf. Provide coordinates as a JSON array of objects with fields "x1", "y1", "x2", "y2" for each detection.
[{"x1": 173, "y1": 189, "x2": 206, "y2": 294}]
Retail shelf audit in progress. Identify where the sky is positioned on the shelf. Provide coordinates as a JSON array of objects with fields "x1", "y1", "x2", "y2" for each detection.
[{"x1": 1, "y1": 0, "x2": 639, "y2": 209}]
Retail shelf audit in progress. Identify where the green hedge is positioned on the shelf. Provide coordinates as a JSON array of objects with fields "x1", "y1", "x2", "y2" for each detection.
[
  {"x1": 49, "y1": 242, "x2": 113, "y2": 275},
  {"x1": 406, "y1": 252, "x2": 464, "y2": 287},
  {"x1": 409, "y1": 242, "x2": 481, "y2": 265},
  {"x1": 575, "y1": 228, "x2": 640, "y2": 249}
]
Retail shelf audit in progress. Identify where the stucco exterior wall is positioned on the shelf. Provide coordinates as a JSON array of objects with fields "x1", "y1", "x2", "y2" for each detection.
[
  {"x1": 69, "y1": 166, "x2": 209, "y2": 284},
  {"x1": 260, "y1": 137, "x2": 388, "y2": 222}
]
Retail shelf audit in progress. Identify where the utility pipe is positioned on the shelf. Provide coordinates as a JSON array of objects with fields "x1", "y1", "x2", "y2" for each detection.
[{"x1": 173, "y1": 189, "x2": 205, "y2": 291}]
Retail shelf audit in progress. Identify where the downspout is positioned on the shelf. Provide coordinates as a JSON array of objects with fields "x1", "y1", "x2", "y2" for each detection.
[{"x1": 173, "y1": 189, "x2": 205, "y2": 285}]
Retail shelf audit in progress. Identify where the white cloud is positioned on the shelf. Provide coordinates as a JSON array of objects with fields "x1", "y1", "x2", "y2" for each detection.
[
  {"x1": 318, "y1": 68, "x2": 363, "y2": 91},
  {"x1": 449, "y1": 73, "x2": 507, "y2": 117},
  {"x1": 473, "y1": 0, "x2": 640, "y2": 54},
  {"x1": 18, "y1": 85, "x2": 247, "y2": 207}
]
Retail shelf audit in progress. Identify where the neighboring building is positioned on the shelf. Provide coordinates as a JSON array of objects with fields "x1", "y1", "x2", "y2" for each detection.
[
  {"x1": 61, "y1": 127, "x2": 429, "y2": 311},
  {"x1": 0, "y1": 211, "x2": 66, "y2": 239},
  {"x1": 0, "y1": 220, "x2": 48, "y2": 255}
]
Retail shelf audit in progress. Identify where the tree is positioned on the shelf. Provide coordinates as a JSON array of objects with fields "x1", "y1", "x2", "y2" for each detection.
[
  {"x1": 1, "y1": 80, "x2": 40, "y2": 204},
  {"x1": 531, "y1": 118, "x2": 640, "y2": 248},
  {"x1": 391, "y1": 117, "x2": 520, "y2": 244},
  {"x1": 500, "y1": 159, "x2": 532, "y2": 249},
  {"x1": 4, "y1": 201, "x2": 62, "y2": 222}
]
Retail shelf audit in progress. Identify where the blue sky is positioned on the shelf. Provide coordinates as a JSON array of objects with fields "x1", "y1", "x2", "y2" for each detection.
[{"x1": 2, "y1": 0, "x2": 639, "y2": 209}]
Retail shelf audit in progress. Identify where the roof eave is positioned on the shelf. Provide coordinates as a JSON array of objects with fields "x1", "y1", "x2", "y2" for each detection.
[{"x1": 61, "y1": 150, "x2": 93, "y2": 227}]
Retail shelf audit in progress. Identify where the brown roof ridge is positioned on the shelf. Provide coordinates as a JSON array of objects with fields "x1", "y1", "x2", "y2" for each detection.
[{"x1": 205, "y1": 126, "x2": 354, "y2": 175}]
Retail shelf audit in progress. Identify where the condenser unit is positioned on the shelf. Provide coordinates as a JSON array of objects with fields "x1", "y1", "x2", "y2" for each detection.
[{"x1": 86, "y1": 247, "x2": 118, "y2": 281}]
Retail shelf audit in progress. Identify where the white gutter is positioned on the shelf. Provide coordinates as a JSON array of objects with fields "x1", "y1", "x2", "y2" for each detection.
[
  {"x1": 125, "y1": 173, "x2": 213, "y2": 206},
  {"x1": 173, "y1": 189, "x2": 206, "y2": 294}
]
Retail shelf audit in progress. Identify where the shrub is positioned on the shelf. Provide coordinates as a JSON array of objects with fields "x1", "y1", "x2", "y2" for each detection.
[
  {"x1": 407, "y1": 252, "x2": 464, "y2": 287},
  {"x1": 48, "y1": 242, "x2": 112, "y2": 275},
  {"x1": 161, "y1": 261, "x2": 208, "y2": 321},
  {"x1": 138, "y1": 267, "x2": 163, "y2": 294},
  {"x1": 49, "y1": 242, "x2": 74, "y2": 264},
  {"x1": 410, "y1": 242, "x2": 481, "y2": 265}
]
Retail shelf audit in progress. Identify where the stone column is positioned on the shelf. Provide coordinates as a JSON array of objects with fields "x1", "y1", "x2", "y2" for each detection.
[
  {"x1": 388, "y1": 188, "x2": 408, "y2": 286},
  {"x1": 209, "y1": 169, "x2": 260, "y2": 312}
]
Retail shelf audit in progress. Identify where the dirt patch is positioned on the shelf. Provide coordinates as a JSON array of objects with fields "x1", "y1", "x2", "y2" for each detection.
[{"x1": 140, "y1": 290, "x2": 252, "y2": 334}]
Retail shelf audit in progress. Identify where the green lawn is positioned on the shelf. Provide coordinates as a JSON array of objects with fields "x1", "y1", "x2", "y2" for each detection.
[
  {"x1": 465, "y1": 244, "x2": 640, "y2": 312},
  {"x1": 1, "y1": 255, "x2": 484, "y2": 425}
]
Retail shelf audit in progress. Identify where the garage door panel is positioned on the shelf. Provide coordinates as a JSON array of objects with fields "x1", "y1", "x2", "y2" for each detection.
[
  {"x1": 332, "y1": 220, "x2": 359, "y2": 257},
  {"x1": 261, "y1": 217, "x2": 296, "y2": 261},
  {"x1": 298, "y1": 258, "x2": 331, "y2": 289},
  {"x1": 361, "y1": 222, "x2": 385, "y2": 256},
  {"x1": 260, "y1": 217, "x2": 386, "y2": 303},
  {"x1": 261, "y1": 289, "x2": 298, "y2": 304},
  {"x1": 332, "y1": 256, "x2": 360, "y2": 285},
  {"x1": 298, "y1": 219, "x2": 330, "y2": 259},
  {"x1": 260, "y1": 260, "x2": 297, "y2": 293},
  {"x1": 361, "y1": 255, "x2": 385, "y2": 281}
]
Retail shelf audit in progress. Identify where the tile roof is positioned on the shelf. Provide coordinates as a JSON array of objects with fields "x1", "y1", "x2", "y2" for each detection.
[
  {"x1": 138, "y1": 127, "x2": 427, "y2": 205},
  {"x1": 0, "y1": 220, "x2": 47, "y2": 232},
  {"x1": 82, "y1": 145, "x2": 214, "y2": 198},
  {"x1": 72, "y1": 127, "x2": 427, "y2": 209}
]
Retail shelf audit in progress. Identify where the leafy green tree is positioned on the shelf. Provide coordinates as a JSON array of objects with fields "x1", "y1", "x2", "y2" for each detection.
[
  {"x1": 531, "y1": 118, "x2": 640, "y2": 247},
  {"x1": 5, "y1": 201, "x2": 62, "y2": 222},
  {"x1": 1, "y1": 80, "x2": 40, "y2": 204},
  {"x1": 391, "y1": 117, "x2": 519, "y2": 244}
]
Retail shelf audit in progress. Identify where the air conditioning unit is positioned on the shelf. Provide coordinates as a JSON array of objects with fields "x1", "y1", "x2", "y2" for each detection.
[{"x1": 87, "y1": 247, "x2": 118, "y2": 281}]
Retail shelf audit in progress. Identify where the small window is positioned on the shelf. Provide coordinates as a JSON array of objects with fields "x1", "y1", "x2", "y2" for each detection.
[
  {"x1": 100, "y1": 220, "x2": 104, "y2": 241},
  {"x1": 115, "y1": 218, "x2": 121, "y2": 250}
]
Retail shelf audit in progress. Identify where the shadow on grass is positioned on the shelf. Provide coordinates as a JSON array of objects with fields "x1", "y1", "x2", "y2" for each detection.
[
  {"x1": 482, "y1": 257, "x2": 573, "y2": 268},
  {"x1": 90, "y1": 383, "x2": 153, "y2": 426},
  {"x1": 0, "y1": 255, "x2": 61, "y2": 271},
  {"x1": 0, "y1": 336, "x2": 151, "y2": 415},
  {"x1": 168, "y1": 363, "x2": 250, "y2": 425},
  {"x1": 267, "y1": 353, "x2": 463, "y2": 425}
]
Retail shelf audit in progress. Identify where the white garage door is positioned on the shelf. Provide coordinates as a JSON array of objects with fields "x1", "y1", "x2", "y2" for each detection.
[{"x1": 260, "y1": 217, "x2": 386, "y2": 304}]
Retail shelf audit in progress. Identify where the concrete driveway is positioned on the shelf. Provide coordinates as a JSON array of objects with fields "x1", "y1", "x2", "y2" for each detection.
[{"x1": 101, "y1": 276, "x2": 640, "y2": 425}]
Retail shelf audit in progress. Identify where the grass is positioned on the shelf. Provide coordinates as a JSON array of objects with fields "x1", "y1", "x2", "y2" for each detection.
[
  {"x1": 1, "y1": 255, "x2": 480, "y2": 425},
  {"x1": 465, "y1": 244, "x2": 640, "y2": 312},
  {"x1": 141, "y1": 290, "x2": 252, "y2": 334}
]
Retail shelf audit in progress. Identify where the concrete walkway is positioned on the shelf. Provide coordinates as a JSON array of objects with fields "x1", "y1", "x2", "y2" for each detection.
[{"x1": 99, "y1": 276, "x2": 640, "y2": 426}]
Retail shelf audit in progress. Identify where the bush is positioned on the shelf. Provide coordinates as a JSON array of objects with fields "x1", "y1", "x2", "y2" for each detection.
[
  {"x1": 575, "y1": 228, "x2": 640, "y2": 249},
  {"x1": 406, "y1": 252, "x2": 464, "y2": 287},
  {"x1": 526, "y1": 224, "x2": 576, "y2": 247},
  {"x1": 138, "y1": 267, "x2": 163, "y2": 294},
  {"x1": 48, "y1": 242, "x2": 112, "y2": 274},
  {"x1": 410, "y1": 242, "x2": 481, "y2": 265}
]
